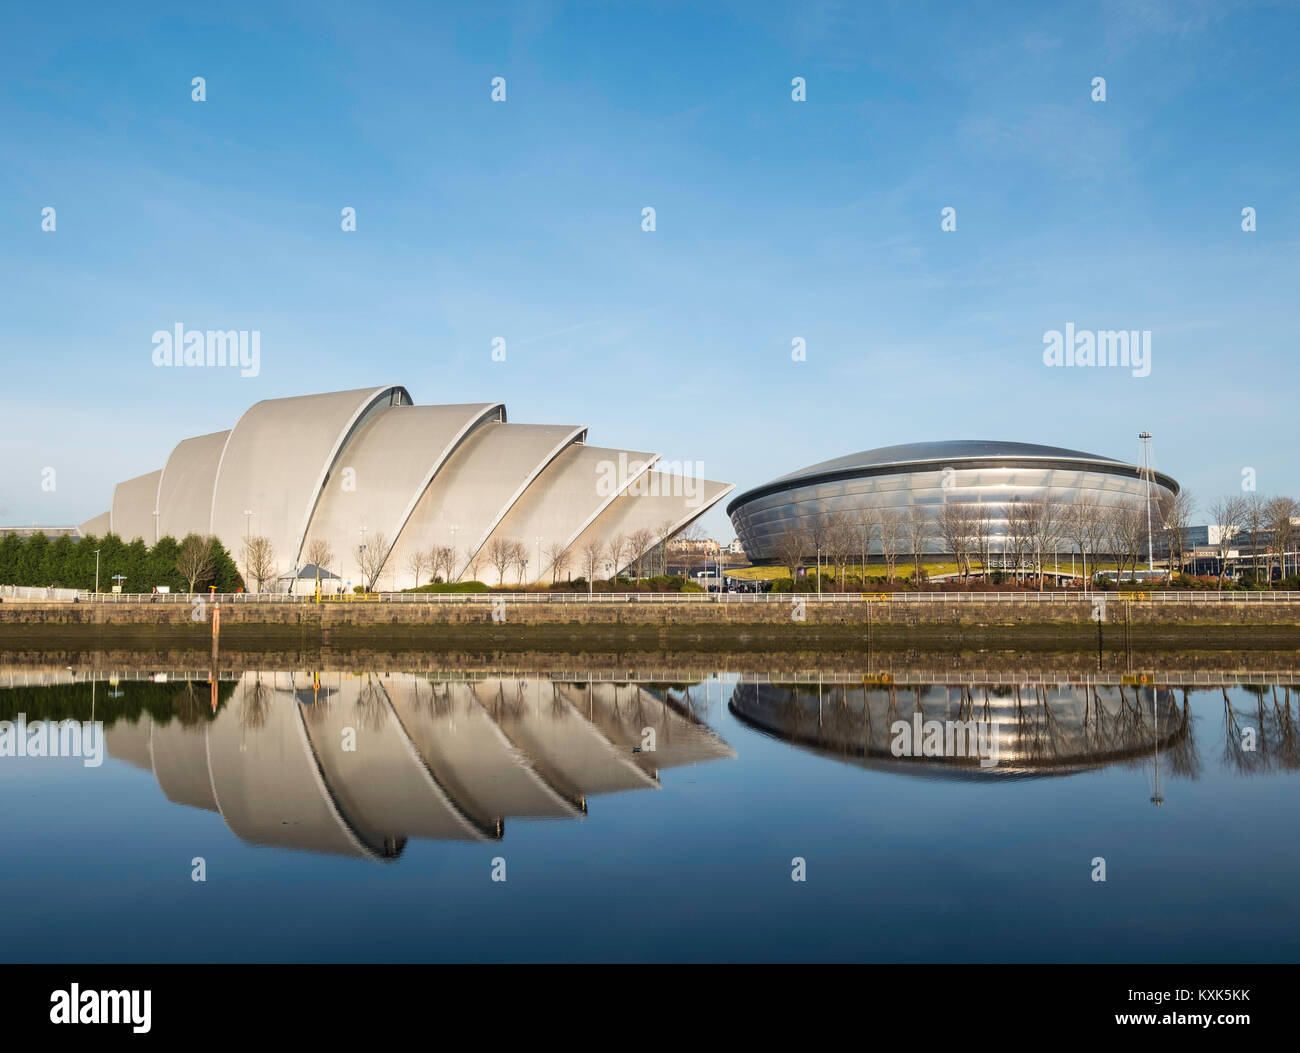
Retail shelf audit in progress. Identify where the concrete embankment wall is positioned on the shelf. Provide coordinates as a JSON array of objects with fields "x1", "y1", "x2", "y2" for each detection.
[{"x1": 2, "y1": 598, "x2": 1298, "y2": 627}]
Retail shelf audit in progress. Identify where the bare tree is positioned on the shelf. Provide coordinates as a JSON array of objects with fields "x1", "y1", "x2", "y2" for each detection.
[
  {"x1": 653, "y1": 520, "x2": 675, "y2": 576},
  {"x1": 1026, "y1": 496, "x2": 1065, "y2": 590},
  {"x1": 673, "y1": 522, "x2": 706, "y2": 579},
  {"x1": 580, "y1": 538, "x2": 606, "y2": 593},
  {"x1": 354, "y1": 532, "x2": 390, "y2": 592},
  {"x1": 1161, "y1": 489, "x2": 1196, "y2": 574},
  {"x1": 511, "y1": 539, "x2": 529, "y2": 584},
  {"x1": 905, "y1": 505, "x2": 932, "y2": 584},
  {"x1": 406, "y1": 548, "x2": 431, "y2": 589},
  {"x1": 937, "y1": 504, "x2": 963, "y2": 579},
  {"x1": 430, "y1": 544, "x2": 456, "y2": 583},
  {"x1": 1266, "y1": 496, "x2": 1298, "y2": 581},
  {"x1": 1209, "y1": 495, "x2": 1248, "y2": 584},
  {"x1": 462, "y1": 545, "x2": 485, "y2": 583},
  {"x1": 1002, "y1": 501, "x2": 1033, "y2": 584},
  {"x1": 937, "y1": 503, "x2": 978, "y2": 581},
  {"x1": 1063, "y1": 498, "x2": 1102, "y2": 591},
  {"x1": 607, "y1": 532, "x2": 629, "y2": 581},
  {"x1": 627, "y1": 528, "x2": 654, "y2": 579},
  {"x1": 878, "y1": 508, "x2": 904, "y2": 583},
  {"x1": 973, "y1": 501, "x2": 995, "y2": 580},
  {"x1": 240, "y1": 535, "x2": 277, "y2": 593},
  {"x1": 823, "y1": 512, "x2": 854, "y2": 590},
  {"x1": 771, "y1": 527, "x2": 807, "y2": 586},
  {"x1": 486, "y1": 536, "x2": 516, "y2": 586},
  {"x1": 853, "y1": 509, "x2": 875, "y2": 586},
  {"x1": 543, "y1": 540, "x2": 569, "y2": 583},
  {"x1": 303, "y1": 538, "x2": 333, "y2": 576},
  {"x1": 1244, "y1": 493, "x2": 1267, "y2": 583},
  {"x1": 1105, "y1": 502, "x2": 1148, "y2": 585},
  {"x1": 176, "y1": 533, "x2": 216, "y2": 594},
  {"x1": 801, "y1": 512, "x2": 833, "y2": 586}
]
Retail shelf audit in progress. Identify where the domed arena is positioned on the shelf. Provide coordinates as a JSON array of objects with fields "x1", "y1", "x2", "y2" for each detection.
[{"x1": 727, "y1": 440, "x2": 1179, "y2": 566}]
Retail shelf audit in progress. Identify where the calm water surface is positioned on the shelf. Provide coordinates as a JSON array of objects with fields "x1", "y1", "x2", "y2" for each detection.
[{"x1": 1, "y1": 666, "x2": 1297, "y2": 962}]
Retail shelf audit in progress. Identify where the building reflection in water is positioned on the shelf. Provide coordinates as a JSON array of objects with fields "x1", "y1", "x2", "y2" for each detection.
[
  {"x1": 102, "y1": 673, "x2": 735, "y2": 861},
  {"x1": 730, "y1": 679, "x2": 1195, "y2": 781}
]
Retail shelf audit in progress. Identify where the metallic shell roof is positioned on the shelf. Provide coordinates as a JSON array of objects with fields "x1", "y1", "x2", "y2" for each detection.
[
  {"x1": 728, "y1": 439, "x2": 1177, "y2": 514},
  {"x1": 772, "y1": 440, "x2": 1127, "y2": 483}
]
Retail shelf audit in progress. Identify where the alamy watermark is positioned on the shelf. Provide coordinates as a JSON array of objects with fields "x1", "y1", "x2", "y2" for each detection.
[
  {"x1": 152, "y1": 324, "x2": 261, "y2": 377},
  {"x1": 50, "y1": 984, "x2": 150, "y2": 1033},
  {"x1": 1042, "y1": 324, "x2": 1150, "y2": 378},
  {"x1": 595, "y1": 453, "x2": 706, "y2": 507},
  {"x1": 0, "y1": 714, "x2": 104, "y2": 767},
  {"x1": 890, "y1": 713, "x2": 1000, "y2": 768}
]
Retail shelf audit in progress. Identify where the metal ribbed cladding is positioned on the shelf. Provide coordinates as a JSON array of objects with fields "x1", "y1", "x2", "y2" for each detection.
[{"x1": 726, "y1": 440, "x2": 1179, "y2": 516}]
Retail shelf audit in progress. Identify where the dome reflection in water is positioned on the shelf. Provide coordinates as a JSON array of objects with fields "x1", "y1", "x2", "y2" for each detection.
[
  {"x1": 730, "y1": 679, "x2": 1193, "y2": 780},
  {"x1": 103, "y1": 672, "x2": 735, "y2": 861}
]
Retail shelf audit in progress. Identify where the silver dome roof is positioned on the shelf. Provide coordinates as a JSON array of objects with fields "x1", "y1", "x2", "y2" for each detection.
[
  {"x1": 727, "y1": 439, "x2": 1177, "y2": 515},
  {"x1": 772, "y1": 440, "x2": 1127, "y2": 484}
]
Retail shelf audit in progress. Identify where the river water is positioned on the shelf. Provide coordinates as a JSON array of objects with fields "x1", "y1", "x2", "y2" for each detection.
[{"x1": 1, "y1": 664, "x2": 1297, "y2": 962}]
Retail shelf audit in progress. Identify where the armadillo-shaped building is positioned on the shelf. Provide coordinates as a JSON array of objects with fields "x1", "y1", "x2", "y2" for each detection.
[{"x1": 79, "y1": 385, "x2": 732, "y2": 588}]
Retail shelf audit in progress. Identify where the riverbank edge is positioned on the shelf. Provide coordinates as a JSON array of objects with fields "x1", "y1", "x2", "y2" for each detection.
[{"x1": 2, "y1": 621, "x2": 1298, "y2": 654}]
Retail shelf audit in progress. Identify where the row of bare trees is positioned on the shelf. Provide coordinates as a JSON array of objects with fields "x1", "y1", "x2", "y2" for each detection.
[
  {"x1": 766, "y1": 487, "x2": 1300, "y2": 590},
  {"x1": 1206, "y1": 494, "x2": 1299, "y2": 584},
  {"x1": 322, "y1": 527, "x2": 674, "y2": 591},
  {"x1": 770, "y1": 495, "x2": 1175, "y2": 590},
  {"x1": 254, "y1": 518, "x2": 702, "y2": 593}
]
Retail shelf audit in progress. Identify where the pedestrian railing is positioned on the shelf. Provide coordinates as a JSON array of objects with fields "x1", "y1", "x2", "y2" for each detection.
[
  {"x1": 6, "y1": 666, "x2": 1300, "y2": 689},
  {"x1": 6, "y1": 584, "x2": 1300, "y2": 605}
]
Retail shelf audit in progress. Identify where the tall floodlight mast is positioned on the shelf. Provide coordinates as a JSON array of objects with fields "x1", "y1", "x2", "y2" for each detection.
[{"x1": 1139, "y1": 431, "x2": 1155, "y2": 573}]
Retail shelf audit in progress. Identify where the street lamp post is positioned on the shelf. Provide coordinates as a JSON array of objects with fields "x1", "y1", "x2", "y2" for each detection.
[
  {"x1": 535, "y1": 535, "x2": 543, "y2": 586},
  {"x1": 1139, "y1": 431, "x2": 1155, "y2": 573},
  {"x1": 243, "y1": 509, "x2": 253, "y2": 542},
  {"x1": 152, "y1": 509, "x2": 160, "y2": 545},
  {"x1": 94, "y1": 548, "x2": 100, "y2": 595}
]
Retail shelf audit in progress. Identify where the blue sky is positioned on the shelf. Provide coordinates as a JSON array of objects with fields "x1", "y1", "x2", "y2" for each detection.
[{"x1": 1, "y1": 0, "x2": 1297, "y2": 539}]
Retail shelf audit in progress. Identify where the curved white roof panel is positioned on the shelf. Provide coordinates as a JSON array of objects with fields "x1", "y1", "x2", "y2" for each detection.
[
  {"x1": 306, "y1": 402, "x2": 503, "y2": 586},
  {"x1": 210, "y1": 386, "x2": 409, "y2": 571},
  {"x1": 390, "y1": 682, "x2": 581, "y2": 821},
  {"x1": 111, "y1": 469, "x2": 163, "y2": 543},
  {"x1": 568, "y1": 473, "x2": 735, "y2": 575},
  {"x1": 388, "y1": 420, "x2": 586, "y2": 583},
  {"x1": 475, "y1": 444, "x2": 658, "y2": 584},
  {"x1": 79, "y1": 510, "x2": 111, "y2": 538},
  {"x1": 150, "y1": 719, "x2": 218, "y2": 813},
  {"x1": 485, "y1": 679, "x2": 659, "y2": 795},
  {"x1": 206, "y1": 675, "x2": 395, "y2": 860},
  {"x1": 157, "y1": 430, "x2": 229, "y2": 541},
  {"x1": 300, "y1": 674, "x2": 494, "y2": 842}
]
